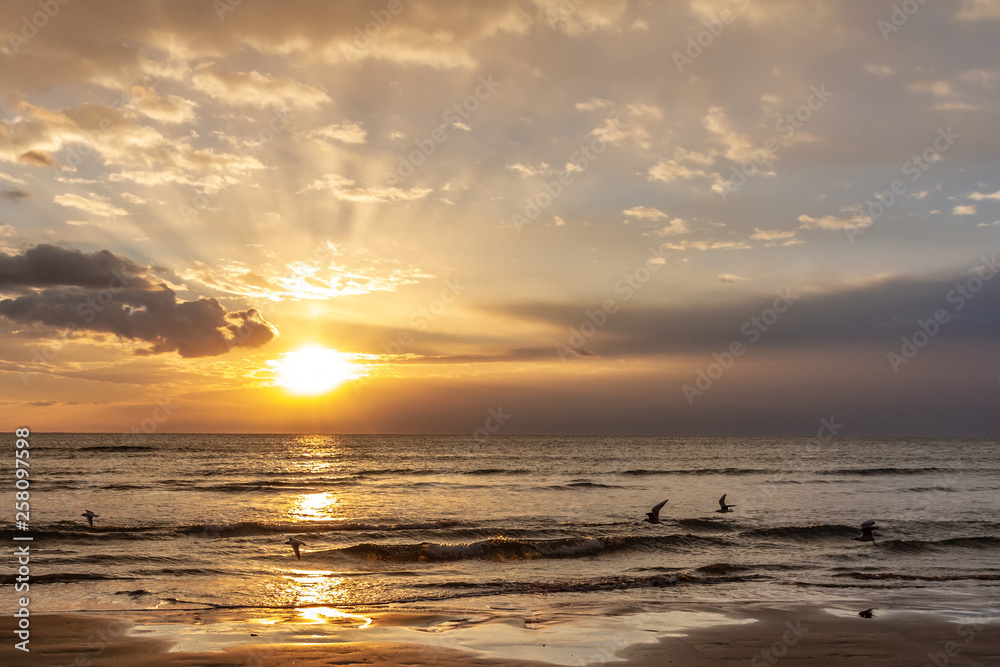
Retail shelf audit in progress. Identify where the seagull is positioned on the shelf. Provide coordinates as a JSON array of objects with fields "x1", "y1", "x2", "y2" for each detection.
[
  {"x1": 859, "y1": 608, "x2": 875, "y2": 618},
  {"x1": 644, "y1": 499, "x2": 669, "y2": 524},
  {"x1": 284, "y1": 537, "x2": 306, "y2": 559},
  {"x1": 81, "y1": 510, "x2": 98, "y2": 528},
  {"x1": 853, "y1": 520, "x2": 878, "y2": 545},
  {"x1": 715, "y1": 494, "x2": 736, "y2": 513}
]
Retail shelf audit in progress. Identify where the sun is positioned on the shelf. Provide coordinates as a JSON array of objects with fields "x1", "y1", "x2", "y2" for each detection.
[{"x1": 269, "y1": 345, "x2": 361, "y2": 395}]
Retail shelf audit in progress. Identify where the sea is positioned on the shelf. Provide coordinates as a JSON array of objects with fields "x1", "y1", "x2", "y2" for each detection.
[{"x1": 7, "y1": 434, "x2": 1000, "y2": 621}]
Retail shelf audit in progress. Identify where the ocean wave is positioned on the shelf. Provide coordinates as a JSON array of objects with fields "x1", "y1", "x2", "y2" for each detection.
[
  {"x1": 77, "y1": 445, "x2": 157, "y2": 452},
  {"x1": 198, "y1": 479, "x2": 360, "y2": 492},
  {"x1": 622, "y1": 467, "x2": 771, "y2": 476},
  {"x1": 833, "y1": 572, "x2": 1000, "y2": 582},
  {"x1": 740, "y1": 524, "x2": 860, "y2": 541},
  {"x1": 677, "y1": 518, "x2": 734, "y2": 532},
  {"x1": 317, "y1": 533, "x2": 733, "y2": 563},
  {"x1": 0, "y1": 572, "x2": 135, "y2": 585},
  {"x1": 880, "y1": 536, "x2": 1000, "y2": 553},
  {"x1": 819, "y1": 467, "x2": 950, "y2": 476},
  {"x1": 0, "y1": 520, "x2": 469, "y2": 542},
  {"x1": 541, "y1": 481, "x2": 627, "y2": 490}
]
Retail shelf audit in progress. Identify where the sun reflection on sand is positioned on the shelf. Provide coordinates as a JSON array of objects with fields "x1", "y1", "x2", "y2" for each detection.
[{"x1": 297, "y1": 606, "x2": 373, "y2": 628}]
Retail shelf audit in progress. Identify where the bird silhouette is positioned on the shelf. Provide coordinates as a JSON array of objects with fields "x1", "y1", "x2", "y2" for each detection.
[
  {"x1": 644, "y1": 499, "x2": 668, "y2": 524},
  {"x1": 853, "y1": 520, "x2": 877, "y2": 545},
  {"x1": 859, "y1": 608, "x2": 875, "y2": 618},
  {"x1": 284, "y1": 537, "x2": 306, "y2": 559},
  {"x1": 81, "y1": 510, "x2": 98, "y2": 528},
  {"x1": 715, "y1": 494, "x2": 736, "y2": 513}
]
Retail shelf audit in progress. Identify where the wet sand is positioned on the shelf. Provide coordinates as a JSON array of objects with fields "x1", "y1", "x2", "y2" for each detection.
[{"x1": 4, "y1": 603, "x2": 999, "y2": 666}]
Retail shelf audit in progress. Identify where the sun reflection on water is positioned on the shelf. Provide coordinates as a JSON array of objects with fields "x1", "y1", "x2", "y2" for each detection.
[{"x1": 293, "y1": 491, "x2": 340, "y2": 521}]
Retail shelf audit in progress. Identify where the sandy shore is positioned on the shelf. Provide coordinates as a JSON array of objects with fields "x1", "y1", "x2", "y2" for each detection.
[{"x1": 3, "y1": 603, "x2": 999, "y2": 666}]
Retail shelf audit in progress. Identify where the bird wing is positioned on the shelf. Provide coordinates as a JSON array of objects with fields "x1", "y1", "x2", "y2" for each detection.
[
  {"x1": 861, "y1": 520, "x2": 876, "y2": 529},
  {"x1": 718, "y1": 494, "x2": 727, "y2": 507},
  {"x1": 650, "y1": 499, "x2": 668, "y2": 516}
]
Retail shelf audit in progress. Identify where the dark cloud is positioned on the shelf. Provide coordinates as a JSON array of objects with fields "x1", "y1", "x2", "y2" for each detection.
[
  {"x1": 489, "y1": 268, "x2": 1000, "y2": 358},
  {"x1": 0, "y1": 245, "x2": 277, "y2": 357},
  {"x1": 17, "y1": 150, "x2": 59, "y2": 168},
  {"x1": 2, "y1": 189, "x2": 28, "y2": 200}
]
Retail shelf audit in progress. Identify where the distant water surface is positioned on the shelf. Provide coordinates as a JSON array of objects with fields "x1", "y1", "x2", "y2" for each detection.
[{"x1": 8, "y1": 434, "x2": 1000, "y2": 616}]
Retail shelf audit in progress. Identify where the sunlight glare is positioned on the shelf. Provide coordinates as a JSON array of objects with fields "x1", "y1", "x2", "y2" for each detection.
[{"x1": 269, "y1": 346, "x2": 361, "y2": 395}]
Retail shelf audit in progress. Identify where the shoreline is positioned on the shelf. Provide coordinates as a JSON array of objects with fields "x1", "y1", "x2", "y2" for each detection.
[{"x1": 4, "y1": 601, "x2": 1000, "y2": 666}]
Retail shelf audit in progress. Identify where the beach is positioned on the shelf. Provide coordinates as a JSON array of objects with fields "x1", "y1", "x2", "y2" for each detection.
[
  {"x1": 8, "y1": 434, "x2": 1000, "y2": 665},
  {"x1": 5, "y1": 603, "x2": 1000, "y2": 666}
]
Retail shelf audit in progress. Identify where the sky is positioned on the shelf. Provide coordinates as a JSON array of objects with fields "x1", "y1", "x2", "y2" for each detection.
[{"x1": 0, "y1": 0, "x2": 998, "y2": 436}]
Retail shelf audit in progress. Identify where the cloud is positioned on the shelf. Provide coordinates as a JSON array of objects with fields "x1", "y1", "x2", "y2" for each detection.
[
  {"x1": 906, "y1": 79, "x2": 955, "y2": 96},
  {"x1": 955, "y1": 0, "x2": 1000, "y2": 21},
  {"x1": 506, "y1": 162, "x2": 555, "y2": 178},
  {"x1": 301, "y1": 174, "x2": 432, "y2": 203},
  {"x1": 953, "y1": 205, "x2": 978, "y2": 215},
  {"x1": 576, "y1": 97, "x2": 613, "y2": 111},
  {"x1": 960, "y1": 68, "x2": 1000, "y2": 89},
  {"x1": 969, "y1": 189, "x2": 1000, "y2": 200},
  {"x1": 54, "y1": 193, "x2": 128, "y2": 217},
  {"x1": 490, "y1": 270, "x2": 1000, "y2": 358},
  {"x1": 715, "y1": 274, "x2": 749, "y2": 283},
  {"x1": 977, "y1": 220, "x2": 1000, "y2": 227},
  {"x1": 622, "y1": 205, "x2": 668, "y2": 220},
  {"x1": 798, "y1": 213, "x2": 871, "y2": 230},
  {"x1": 622, "y1": 206, "x2": 688, "y2": 234},
  {"x1": 752, "y1": 227, "x2": 797, "y2": 241},
  {"x1": 312, "y1": 121, "x2": 368, "y2": 145},
  {"x1": 0, "y1": 245, "x2": 277, "y2": 358},
  {"x1": 2, "y1": 189, "x2": 29, "y2": 201},
  {"x1": 191, "y1": 68, "x2": 330, "y2": 109},
  {"x1": 660, "y1": 240, "x2": 750, "y2": 251},
  {"x1": 535, "y1": 0, "x2": 628, "y2": 35},
  {"x1": 132, "y1": 91, "x2": 198, "y2": 124},
  {"x1": 865, "y1": 64, "x2": 895, "y2": 77},
  {"x1": 18, "y1": 150, "x2": 60, "y2": 168}
]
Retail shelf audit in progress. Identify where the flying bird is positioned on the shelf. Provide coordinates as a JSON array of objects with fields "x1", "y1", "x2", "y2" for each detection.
[
  {"x1": 644, "y1": 499, "x2": 668, "y2": 524},
  {"x1": 859, "y1": 608, "x2": 875, "y2": 618},
  {"x1": 81, "y1": 510, "x2": 98, "y2": 528},
  {"x1": 853, "y1": 520, "x2": 878, "y2": 545},
  {"x1": 715, "y1": 494, "x2": 736, "y2": 513},
  {"x1": 285, "y1": 537, "x2": 306, "y2": 559}
]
